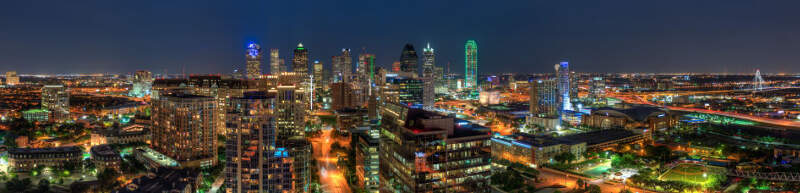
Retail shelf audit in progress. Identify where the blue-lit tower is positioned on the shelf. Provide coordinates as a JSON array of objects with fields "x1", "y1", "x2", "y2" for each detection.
[
  {"x1": 246, "y1": 42, "x2": 262, "y2": 79},
  {"x1": 556, "y1": 60, "x2": 573, "y2": 112}
]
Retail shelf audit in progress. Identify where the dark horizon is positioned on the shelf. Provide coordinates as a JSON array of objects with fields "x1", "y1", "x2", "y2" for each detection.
[{"x1": 2, "y1": 0, "x2": 800, "y2": 74}]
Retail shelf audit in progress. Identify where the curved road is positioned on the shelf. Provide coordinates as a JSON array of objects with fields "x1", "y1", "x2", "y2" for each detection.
[{"x1": 536, "y1": 168, "x2": 658, "y2": 193}]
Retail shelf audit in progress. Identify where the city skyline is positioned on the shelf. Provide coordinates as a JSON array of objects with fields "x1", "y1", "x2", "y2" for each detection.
[
  {"x1": 4, "y1": 1, "x2": 800, "y2": 193},
  {"x1": 3, "y1": 0, "x2": 800, "y2": 74}
]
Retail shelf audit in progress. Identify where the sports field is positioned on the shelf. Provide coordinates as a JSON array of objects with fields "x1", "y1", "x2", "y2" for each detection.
[{"x1": 659, "y1": 163, "x2": 725, "y2": 185}]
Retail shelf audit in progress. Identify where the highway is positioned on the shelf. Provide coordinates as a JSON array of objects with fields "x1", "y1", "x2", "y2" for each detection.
[
  {"x1": 611, "y1": 93, "x2": 800, "y2": 129},
  {"x1": 310, "y1": 128, "x2": 351, "y2": 193}
]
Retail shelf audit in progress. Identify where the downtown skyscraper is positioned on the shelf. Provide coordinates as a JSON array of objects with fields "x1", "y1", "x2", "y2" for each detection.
[
  {"x1": 399, "y1": 44, "x2": 418, "y2": 75},
  {"x1": 246, "y1": 42, "x2": 262, "y2": 79},
  {"x1": 332, "y1": 48, "x2": 352, "y2": 83},
  {"x1": 292, "y1": 43, "x2": 309, "y2": 76},
  {"x1": 422, "y1": 43, "x2": 435, "y2": 109},
  {"x1": 357, "y1": 53, "x2": 376, "y2": 84},
  {"x1": 313, "y1": 60, "x2": 324, "y2": 95},
  {"x1": 270, "y1": 48, "x2": 281, "y2": 74},
  {"x1": 530, "y1": 79, "x2": 559, "y2": 117},
  {"x1": 464, "y1": 40, "x2": 478, "y2": 92},
  {"x1": 357, "y1": 53, "x2": 376, "y2": 106}
]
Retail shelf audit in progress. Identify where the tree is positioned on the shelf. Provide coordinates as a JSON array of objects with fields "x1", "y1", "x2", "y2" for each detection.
[
  {"x1": 587, "y1": 184, "x2": 601, "y2": 193},
  {"x1": 97, "y1": 169, "x2": 121, "y2": 192},
  {"x1": 645, "y1": 145, "x2": 673, "y2": 163},
  {"x1": 576, "y1": 179, "x2": 586, "y2": 190},
  {"x1": 5, "y1": 177, "x2": 32, "y2": 192},
  {"x1": 553, "y1": 152, "x2": 576, "y2": 164},
  {"x1": 611, "y1": 153, "x2": 638, "y2": 169},
  {"x1": 36, "y1": 179, "x2": 52, "y2": 193}
]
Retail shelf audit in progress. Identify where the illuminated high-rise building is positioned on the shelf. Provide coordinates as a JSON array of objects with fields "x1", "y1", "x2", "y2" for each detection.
[
  {"x1": 292, "y1": 43, "x2": 309, "y2": 75},
  {"x1": 246, "y1": 42, "x2": 262, "y2": 79},
  {"x1": 354, "y1": 126, "x2": 380, "y2": 192},
  {"x1": 270, "y1": 48, "x2": 281, "y2": 74},
  {"x1": 357, "y1": 53, "x2": 376, "y2": 106},
  {"x1": 332, "y1": 49, "x2": 353, "y2": 83},
  {"x1": 379, "y1": 102, "x2": 491, "y2": 192},
  {"x1": 274, "y1": 84, "x2": 306, "y2": 140},
  {"x1": 589, "y1": 76, "x2": 606, "y2": 103},
  {"x1": 433, "y1": 66, "x2": 446, "y2": 94},
  {"x1": 152, "y1": 75, "x2": 260, "y2": 138},
  {"x1": 41, "y1": 85, "x2": 69, "y2": 121},
  {"x1": 330, "y1": 82, "x2": 357, "y2": 111},
  {"x1": 556, "y1": 60, "x2": 573, "y2": 112},
  {"x1": 269, "y1": 72, "x2": 312, "y2": 192},
  {"x1": 464, "y1": 40, "x2": 479, "y2": 90},
  {"x1": 313, "y1": 60, "x2": 324, "y2": 94},
  {"x1": 382, "y1": 74, "x2": 424, "y2": 107},
  {"x1": 422, "y1": 43, "x2": 435, "y2": 109},
  {"x1": 332, "y1": 55, "x2": 342, "y2": 82},
  {"x1": 5, "y1": 71, "x2": 19, "y2": 85},
  {"x1": 341, "y1": 49, "x2": 352, "y2": 82},
  {"x1": 530, "y1": 79, "x2": 559, "y2": 117},
  {"x1": 292, "y1": 43, "x2": 312, "y2": 113},
  {"x1": 151, "y1": 93, "x2": 217, "y2": 167},
  {"x1": 224, "y1": 92, "x2": 292, "y2": 193},
  {"x1": 357, "y1": 53, "x2": 376, "y2": 85},
  {"x1": 399, "y1": 44, "x2": 418, "y2": 74}
]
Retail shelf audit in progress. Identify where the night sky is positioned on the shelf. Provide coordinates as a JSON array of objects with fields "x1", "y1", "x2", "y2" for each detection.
[{"x1": 2, "y1": 0, "x2": 800, "y2": 74}]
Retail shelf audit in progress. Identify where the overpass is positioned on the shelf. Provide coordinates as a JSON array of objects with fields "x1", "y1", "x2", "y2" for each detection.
[{"x1": 728, "y1": 169, "x2": 800, "y2": 182}]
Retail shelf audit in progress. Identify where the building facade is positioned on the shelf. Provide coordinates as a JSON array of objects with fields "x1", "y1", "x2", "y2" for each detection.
[
  {"x1": 383, "y1": 75, "x2": 423, "y2": 107},
  {"x1": 529, "y1": 79, "x2": 559, "y2": 118},
  {"x1": 379, "y1": 102, "x2": 491, "y2": 193},
  {"x1": 41, "y1": 85, "x2": 70, "y2": 121},
  {"x1": 224, "y1": 92, "x2": 293, "y2": 193},
  {"x1": 5, "y1": 71, "x2": 20, "y2": 85},
  {"x1": 274, "y1": 85, "x2": 306, "y2": 141},
  {"x1": 91, "y1": 144, "x2": 122, "y2": 172},
  {"x1": 8, "y1": 146, "x2": 82, "y2": 172},
  {"x1": 331, "y1": 82, "x2": 357, "y2": 111},
  {"x1": 151, "y1": 94, "x2": 218, "y2": 168},
  {"x1": 353, "y1": 127, "x2": 380, "y2": 192}
]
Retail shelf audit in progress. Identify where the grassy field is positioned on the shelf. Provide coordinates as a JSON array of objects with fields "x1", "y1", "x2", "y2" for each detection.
[{"x1": 659, "y1": 163, "x2": 725, "y2": 185}]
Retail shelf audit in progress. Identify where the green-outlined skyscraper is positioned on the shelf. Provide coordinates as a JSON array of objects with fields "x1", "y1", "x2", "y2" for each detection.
[{"x1": 464, "y1": 40, "x2": 479, "y2": 92}]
